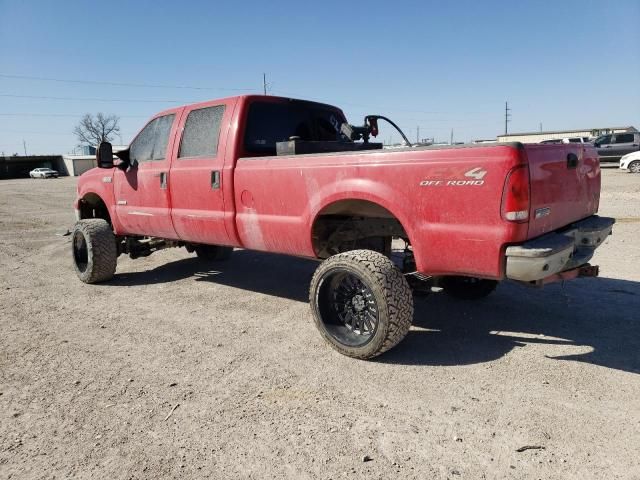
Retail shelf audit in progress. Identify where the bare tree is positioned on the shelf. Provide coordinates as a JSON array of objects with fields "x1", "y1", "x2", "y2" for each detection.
[{"x1": 74, "y1": 113, "x2": 120, "y2": 146}]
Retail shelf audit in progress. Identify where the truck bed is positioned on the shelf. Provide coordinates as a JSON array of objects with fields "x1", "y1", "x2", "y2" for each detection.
[{"x1": 233, "y1": 142, "x2": 600, "y2": 279}]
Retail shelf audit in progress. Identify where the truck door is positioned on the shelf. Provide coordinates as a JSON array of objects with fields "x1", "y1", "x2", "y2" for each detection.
[
  {"x1": 168, "y1": 98, "x2": 236, "y2": 246},
  {"x1": 113, "y1": 111, "x2": 181, "y2": 239},
  {"x1": 610, "y1": 132, "x2": 638, "y2": 160}
]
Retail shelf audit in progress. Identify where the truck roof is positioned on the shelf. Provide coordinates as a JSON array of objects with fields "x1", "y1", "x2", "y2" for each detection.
[{"x1": 152, "y1": 95, "x2": 343, "y2": 118}]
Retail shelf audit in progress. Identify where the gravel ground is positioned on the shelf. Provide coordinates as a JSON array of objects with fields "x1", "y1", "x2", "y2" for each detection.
[{"x1": 1, "y1": 167, "x2": 639, "y2": 480}]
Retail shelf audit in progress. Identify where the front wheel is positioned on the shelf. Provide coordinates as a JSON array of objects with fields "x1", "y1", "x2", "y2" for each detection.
[
  {"x1": 629, "y1": 160, "x2": 640, "y2": 174},
  {"x1": 72, "y1": 219, "x2": 117, "y2": 283},
  {"x1": 309, "y1": 250, "x2": 414, "y2": 359},
  {"x1": 441, "y1": 276, "x2": 498, "y2": 300}
]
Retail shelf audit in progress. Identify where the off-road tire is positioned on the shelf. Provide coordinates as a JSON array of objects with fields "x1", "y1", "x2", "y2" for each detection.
[
  {"x1": 309, "y1": 250, "x2": 414, "y2": 359},
  {"x1": 195, "y1": 245, "x2": 234, "y2": 261},
  {"x1": 441, "y1": 276, "x2": 498, "y2": 300},
  {"x1": 72, "y1": 219, "x2": 117, "y2": 283},
  {"x1": 629, "y1": 160, "x2": 640, "y2": 174}
]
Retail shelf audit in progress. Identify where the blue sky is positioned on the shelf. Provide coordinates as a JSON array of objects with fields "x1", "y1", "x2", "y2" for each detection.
[{"x1": 0, "y1": 0, "x2": 638, "y2": 154}]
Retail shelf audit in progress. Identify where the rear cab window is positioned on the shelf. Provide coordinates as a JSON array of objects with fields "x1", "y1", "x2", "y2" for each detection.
[{"x1": 243, "y1": 100, "x2": 346, "y2": 156}]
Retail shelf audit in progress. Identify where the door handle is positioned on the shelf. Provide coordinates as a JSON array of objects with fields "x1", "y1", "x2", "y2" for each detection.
[
  {"x1": 159, "y1": 171, "x2": 167, "y2": 189},
  {"x1": 211, "y1": 170, "x2": 220, "y2": 190}
]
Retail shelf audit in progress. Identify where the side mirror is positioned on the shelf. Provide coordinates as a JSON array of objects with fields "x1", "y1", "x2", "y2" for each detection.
[
  {"x1": 115, "y1": 148, "x2": 132, "y2": 171},
  {"x1": 96, "y1": 142, "x2": 114, "y2": 168}
]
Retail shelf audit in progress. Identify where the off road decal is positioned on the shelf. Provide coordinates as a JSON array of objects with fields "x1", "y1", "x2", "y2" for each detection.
[{"x1": 420, "y1": 167, "x2": 488, "y2": 187}]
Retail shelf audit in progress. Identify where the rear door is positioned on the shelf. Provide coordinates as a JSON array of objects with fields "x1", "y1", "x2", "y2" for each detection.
[
  {"x1": 610, "y1": 132, "x2": 638, "y2": 159},
  {"x1": 169, "y1": 98, "x2": 237, "y2": 245},
  {"x1": 113, "y1": 112, "x2": 181, "y2": 238}
]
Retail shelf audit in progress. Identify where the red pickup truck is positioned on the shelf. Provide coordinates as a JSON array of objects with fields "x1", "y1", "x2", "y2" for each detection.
[{"x1": 72, "y1": 95, "x2": 614, "y2": 359}]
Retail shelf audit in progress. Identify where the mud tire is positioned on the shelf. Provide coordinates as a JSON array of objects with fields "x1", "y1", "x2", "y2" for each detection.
[
  {"x1": 309, "y1": 250, "x2": 413, "y2": 359},
  {"x1": 71, "y1": 219, "x2": 117, "y2": 284}
]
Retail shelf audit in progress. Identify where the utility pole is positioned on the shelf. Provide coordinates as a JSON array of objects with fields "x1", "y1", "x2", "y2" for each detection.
[
  {"x1": 504, "y1": 101, "x2": 511, "y2": 135},
  {"x1": 450, "y1": 128, "x2": 454, "y2": 145},
  {"x1": 539, "y1": 122, "x2": 543, "y2": 132},
  {"x1": 23, "y1": 140, "x2": 27, "y2": 156},
  {"x1": 263, "y1": 73, "x2": 267, "y2": 95},
  {"x1": 416, "y1": 126, "x2": 420, "y2": 144}
]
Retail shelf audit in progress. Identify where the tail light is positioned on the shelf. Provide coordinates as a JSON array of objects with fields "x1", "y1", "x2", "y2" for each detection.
[{"x1": 501, "y1": 165, "x2": 530, "y2": 222}]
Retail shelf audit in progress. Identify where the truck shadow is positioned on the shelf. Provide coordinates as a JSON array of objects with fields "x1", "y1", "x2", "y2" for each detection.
[
  {"x1": 109, "y1": 249, "x2": 640, "y2": 375},
  {"x1": 381, "y1": 277, "x2": 640, "y2": 374},
  {"x1": 109, "y1": 249, "x2": 316, "y2": 302}
]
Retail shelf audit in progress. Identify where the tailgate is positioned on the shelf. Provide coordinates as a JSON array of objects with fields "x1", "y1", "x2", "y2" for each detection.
[{"x1": 524, "y1": 143, "x2": 600, "y2": 238}]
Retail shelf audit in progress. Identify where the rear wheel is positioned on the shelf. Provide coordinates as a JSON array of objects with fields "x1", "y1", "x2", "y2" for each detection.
[
  {"x1": 441, "y1": 276, "x2": 498, "y2": 300},
  {"x1": 309, "y1": 250, "x2": 413, "y2": 359},
  {"x1": 195, "y1": 245, "x2": 233, "y2": 261},
  {"x1": 72, "y1": 219, "x2": 117, "y2": 283},
  {"x1": 629, "y1": 160, "x2": 640, "y2": 174}
]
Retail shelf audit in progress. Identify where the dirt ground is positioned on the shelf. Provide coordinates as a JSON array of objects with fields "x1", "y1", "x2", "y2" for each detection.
[{"x1": 1, "y1": 167, "x2": 639, "y2": 480}]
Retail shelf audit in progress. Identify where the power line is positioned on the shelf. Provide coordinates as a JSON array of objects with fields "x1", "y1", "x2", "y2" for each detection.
[
  {"x1": 0, "y1": 113, "x2": 147, "y2": 118},
  {"x1": 270, "y1": 89, "x2": 493, "y2": 116},
  {"x1": 0, "y1": 73, "x2": 256, "y2": 92},
  {"x1": 0, "y1": 93, "x2": 190, "y2": 103}
]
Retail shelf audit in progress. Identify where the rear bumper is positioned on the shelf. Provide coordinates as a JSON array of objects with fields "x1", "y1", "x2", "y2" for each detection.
[{"x1": 505, "y1": 215, "x2": 615, "y2": 282}]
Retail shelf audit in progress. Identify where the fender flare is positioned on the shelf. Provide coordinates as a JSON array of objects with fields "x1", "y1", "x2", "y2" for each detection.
[{"x1": 305, "y1": 178, "x2": 419, "y2": 257}]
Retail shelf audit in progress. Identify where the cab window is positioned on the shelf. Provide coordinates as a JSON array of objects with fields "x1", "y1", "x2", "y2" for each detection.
[
  {"x1": 178, "y1": 105, "x2": 225, "y2": 158},
  {"x1": 129, "y1": 114, "x2": 175, "y2": 164},
  {"x1": 594, "y1": 135, "x2": 611, "y2": 146}
]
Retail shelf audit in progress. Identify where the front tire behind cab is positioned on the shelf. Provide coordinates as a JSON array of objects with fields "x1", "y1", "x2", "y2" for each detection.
[
  {"x1": 72, "y1": 219, "x2": 117, "y2": 283},
  {"x1": 309, "y1": 250, "x2": 413, "y2": 359}
]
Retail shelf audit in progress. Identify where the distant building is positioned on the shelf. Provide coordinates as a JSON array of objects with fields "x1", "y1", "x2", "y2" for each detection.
[
  {"x1": 0, "y1": 155, "x2": 65, "y2": 179},
  {"x1": 63, "y1": 145, "x2": 127, "y2": 176},
  {"x1": 497, "y1": 126, "x2": 637, "y2": 144}
]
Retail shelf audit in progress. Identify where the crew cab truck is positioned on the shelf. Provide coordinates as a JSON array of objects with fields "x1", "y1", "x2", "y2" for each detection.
[{"x1": 72, "y1": 95, "x2": 614, "y2": 359}]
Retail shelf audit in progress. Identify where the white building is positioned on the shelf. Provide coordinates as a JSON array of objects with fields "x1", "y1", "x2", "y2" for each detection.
[{"x1": 63, "y1": 145, "x2": 128, "y2": 176}]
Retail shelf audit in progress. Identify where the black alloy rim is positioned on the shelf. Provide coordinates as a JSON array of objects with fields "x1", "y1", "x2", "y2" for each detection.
[
  {"x1": 73, "y1": 231, "x2": 88, "y2": 273},
  {"x1": 317, "y1": 269, "x2": 379, "y2": 347}
]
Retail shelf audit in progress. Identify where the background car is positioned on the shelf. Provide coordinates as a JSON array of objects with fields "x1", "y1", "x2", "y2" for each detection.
[
  {"x1": 29, "y1": 168, "x2": 59, "y2": 178},
  {"x1": 594, "y1": 131, "x2": 640, "y2": 163},
  {"x1": 619, "y1": 151, "x2": 640, "y2": 174},
  {"x1": 540, "y1": 137, "x2": 592, "y2": 144}
]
